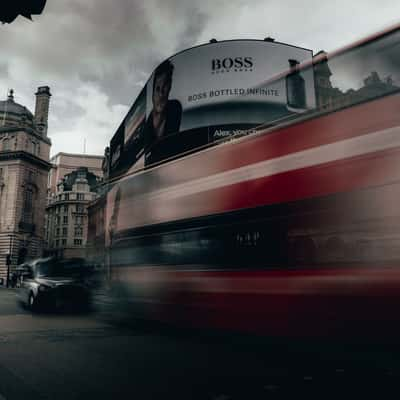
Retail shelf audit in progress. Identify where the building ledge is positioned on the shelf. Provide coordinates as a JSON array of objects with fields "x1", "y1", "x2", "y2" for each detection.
[{"x1": 0, "y1": 151, "x2": 52, "y2": 170}]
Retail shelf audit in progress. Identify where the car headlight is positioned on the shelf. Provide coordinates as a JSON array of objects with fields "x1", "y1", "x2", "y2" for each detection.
[{"x1": 38, "y1": 284, "x2": 51, "y2": 292}]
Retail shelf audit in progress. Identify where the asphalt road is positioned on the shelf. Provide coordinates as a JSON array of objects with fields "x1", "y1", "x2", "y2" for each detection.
[{"x1": 1, "y1": 288, "x2": 400, "y2": 400}]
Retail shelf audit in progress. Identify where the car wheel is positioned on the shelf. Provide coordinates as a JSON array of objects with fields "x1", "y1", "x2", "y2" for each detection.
[{"x1": 28, "y1": 292, "x2": 37, "y2": 311}]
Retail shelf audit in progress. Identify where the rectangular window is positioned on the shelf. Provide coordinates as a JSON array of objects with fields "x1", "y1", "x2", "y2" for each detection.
[
  {"x1": 74, "y1": 239, "x2": 82, "y2": 246},
  {"x1": 63, "y1": 216, "x2": 68, "y2": 224},
  {"x1": 22, "y1": 187, "x2": 34, "y2": 224},
  {"x1": 55, "y1": 239, "x2": 59, "y2": 247},
  {"x1": 77, "y1": 193, "x2": 84, "y2": 200},
  {"x1": 56, "y1": 228, "x2": 60, "y2": 236},
  {"x1": 74, "y1": 226, "x2": 83, "y2": 236},
  {"x1": 24, "y1": 189, "x2": 33, "y2": 213},
  {"x1": 62, "y1": 227, "x2": 68, "y2": 235},
  {"x1": 63, "y1": 205, "x2": 68, "y2": 213},
  {"x1": 61, "y1": 239, "x2": 67, "y2": 246},
  {"x1": 75, "y1": 216, "x2": 83, "y2": 224},
  {"x1": 76, "y1": 204, "x2": 84, "y2": 213},
  {"x1": 64, "y1": 193, "x2": 69, "y2": 201}
]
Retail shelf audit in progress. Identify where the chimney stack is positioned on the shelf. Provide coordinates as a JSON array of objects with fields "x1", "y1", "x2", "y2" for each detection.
[{"x1": 34, "y1": 86, "x2": 51, "y2": 136}]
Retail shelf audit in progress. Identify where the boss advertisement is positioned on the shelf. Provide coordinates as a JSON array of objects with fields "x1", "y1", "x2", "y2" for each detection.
[{"x1": 109, "y1": 40, "x2": 315, "y2": 178}]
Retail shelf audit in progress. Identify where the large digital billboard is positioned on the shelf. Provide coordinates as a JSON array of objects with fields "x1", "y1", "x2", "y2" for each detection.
[{"x1": 109, "y1": 39, "x2": 315, "y2": 178}]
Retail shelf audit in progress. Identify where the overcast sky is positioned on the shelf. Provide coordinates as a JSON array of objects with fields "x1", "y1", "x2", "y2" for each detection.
[{"x1": 0, "y1": 0, "x2": 399, "y2": 156}]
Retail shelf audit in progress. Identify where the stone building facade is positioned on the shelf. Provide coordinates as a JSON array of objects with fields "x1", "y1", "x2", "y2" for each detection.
[
  {"x1": 45, "y1": 167, "x2": 102, "y2": 259},
  {"x1": 0, "y1": 88, "x2": 52, "y2": 282},
  {"x1": 48, "y1": 152, "x2": 103, "y2": 198}
]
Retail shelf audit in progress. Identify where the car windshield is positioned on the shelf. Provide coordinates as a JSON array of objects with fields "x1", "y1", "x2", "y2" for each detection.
[{"x1": 36, "y1": 259, "x2": 86, "y2": 278}]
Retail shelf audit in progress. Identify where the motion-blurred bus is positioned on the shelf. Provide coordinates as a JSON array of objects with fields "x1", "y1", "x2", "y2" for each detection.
[{"x1": 88, "y1": 24, "x2": 400, "y2": 338}]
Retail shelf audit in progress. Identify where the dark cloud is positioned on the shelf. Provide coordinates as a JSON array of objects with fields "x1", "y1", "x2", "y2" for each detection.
[
  {"x1": 50, "y1": 98, "x2": 87, "y2": 130},
  {"x1": 0, "y1": 1, "x2": 161, "y2": 104},
  {"x1": 174, "y1": 8, "x2": 208, "y2": 53}
]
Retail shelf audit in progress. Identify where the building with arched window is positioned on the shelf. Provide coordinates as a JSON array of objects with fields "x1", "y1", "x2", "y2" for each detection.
[
  {"x1": 45, "y1": 167, "x2": 102, "y2": 259},
  {"x1": 0, "y1": 87, "x2": 52, "y2": 283}
]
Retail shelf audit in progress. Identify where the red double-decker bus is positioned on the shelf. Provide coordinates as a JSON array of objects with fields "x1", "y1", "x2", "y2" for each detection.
[{"x1": 88, "y1": 24, "x2": 400, "y2": 339}]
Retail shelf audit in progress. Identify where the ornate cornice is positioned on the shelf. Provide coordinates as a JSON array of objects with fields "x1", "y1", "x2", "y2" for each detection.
[
  {"x1": 0, "y1": 151, "x2": 52, "y2": 170},
  {"x1": 51, "y1": 152, "x2": 103, "y2": 160},
  {"x1": 46, "y1": 198, "x2": 92, "y2": 210}
]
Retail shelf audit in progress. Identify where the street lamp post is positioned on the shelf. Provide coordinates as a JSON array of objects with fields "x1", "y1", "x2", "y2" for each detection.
[{"x1": 6, "y1": 234, "x2": 13, "y2": 288}]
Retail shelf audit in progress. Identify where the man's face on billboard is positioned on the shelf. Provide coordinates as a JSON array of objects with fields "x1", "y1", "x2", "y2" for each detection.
[{"x1": 153, "y1": 72, "x2": 171, "y2": 114}]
